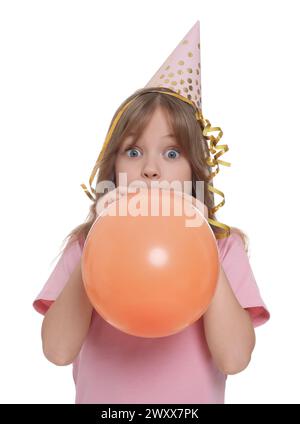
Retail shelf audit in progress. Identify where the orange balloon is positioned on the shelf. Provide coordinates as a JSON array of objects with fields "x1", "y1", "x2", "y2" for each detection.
[{"x1": 82, "y1": 188, "x2": 220, "y2": 338}]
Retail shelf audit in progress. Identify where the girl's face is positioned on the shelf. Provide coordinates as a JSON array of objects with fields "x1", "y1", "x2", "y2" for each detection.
[{"x1": 115, "y1": 106, "x2": 192, "y2": 193}]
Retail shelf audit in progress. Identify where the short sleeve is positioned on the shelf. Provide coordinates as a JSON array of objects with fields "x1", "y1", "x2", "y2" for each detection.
[
  {"x1": 218, "y1": 232, "x2": 270, "y2": 328},
  {"x1": 32, "y1": 238, "x2": 83, "y2": 316}
]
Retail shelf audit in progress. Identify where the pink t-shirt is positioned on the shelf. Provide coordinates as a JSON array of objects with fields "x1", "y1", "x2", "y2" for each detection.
[{"x1": 33, "y1": 232, "x2": 270, "y2": 404}]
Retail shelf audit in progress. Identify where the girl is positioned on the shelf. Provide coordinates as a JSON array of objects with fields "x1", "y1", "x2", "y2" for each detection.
[
  {"x1": 33, "y1": 87, "x2": 270, "y2": 404},
  {"x1": 33, "y1": 22, "x2": 270, "y2": 403}
]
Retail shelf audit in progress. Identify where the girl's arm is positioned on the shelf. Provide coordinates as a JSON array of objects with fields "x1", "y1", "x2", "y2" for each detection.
[
  {"x1": 41, "y1": 258, "x2": 93, "y2": 366},
  {"x1": 203, "y1": 264, "x2": 256, "y2": 375}
]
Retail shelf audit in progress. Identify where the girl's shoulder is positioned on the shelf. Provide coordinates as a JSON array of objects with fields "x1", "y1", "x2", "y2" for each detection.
[{"x1": 216, "y1": 228, "x2": 248, "y2": 262}]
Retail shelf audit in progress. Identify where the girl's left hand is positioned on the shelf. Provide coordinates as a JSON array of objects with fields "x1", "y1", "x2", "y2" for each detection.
[{"x1": 184, "y1": 193, "x2": 209, "y2": 220}]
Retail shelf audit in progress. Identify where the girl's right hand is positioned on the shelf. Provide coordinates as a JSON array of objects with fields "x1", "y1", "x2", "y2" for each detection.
[{"x1": 96, "y1": 186, "x2": 135, "y2": 216}]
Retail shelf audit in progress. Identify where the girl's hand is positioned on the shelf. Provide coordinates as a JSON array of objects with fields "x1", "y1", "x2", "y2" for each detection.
[
  {"x1": 165, "y1": 189, "x2": 208, "y2": 220},
  {"x1": 182, "y1": 192, "x2": 209, "y2": 220},
  {"x1": 191, "y1": 196, "x2": 209, "y2": 220},
  {"x1": 96, "y1": 186, "x2": 135, "y2": 216}
]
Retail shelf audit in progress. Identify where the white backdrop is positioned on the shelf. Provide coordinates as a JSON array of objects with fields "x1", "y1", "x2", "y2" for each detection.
[{"x1": 0, "y1": 0, "x2": 299, "y2": 404}]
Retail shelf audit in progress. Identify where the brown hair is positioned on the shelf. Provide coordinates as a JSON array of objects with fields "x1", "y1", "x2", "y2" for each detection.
[{"x1": 53, "y1": 87, "x2": 249, "y2": 264}]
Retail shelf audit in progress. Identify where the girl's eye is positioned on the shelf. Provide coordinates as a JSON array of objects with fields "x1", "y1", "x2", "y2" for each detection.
[
  {"x1": 165, "y1": 149, "x2": 180, "y2": 159},
  {"x1": 125, "y1": 148, "x2": 141, "y2": 158},
  {"x1": 125, "y1": 148, "x2": 180, "y2": 159}
]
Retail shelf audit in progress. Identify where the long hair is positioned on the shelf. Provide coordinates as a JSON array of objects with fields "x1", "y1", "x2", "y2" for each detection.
[{"x1": 52, "y1": 87, "x2": 249, "y2": 265}]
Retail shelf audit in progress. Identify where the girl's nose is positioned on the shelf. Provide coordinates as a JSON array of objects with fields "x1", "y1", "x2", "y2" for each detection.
[{"x1": 142, "y1": 167, "x2": 160, "y2": 180}]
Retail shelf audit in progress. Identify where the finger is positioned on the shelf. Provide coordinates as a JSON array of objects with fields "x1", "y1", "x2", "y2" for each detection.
[{"x1": 117, "y1": 185, "x2": 128, "y2": 195}]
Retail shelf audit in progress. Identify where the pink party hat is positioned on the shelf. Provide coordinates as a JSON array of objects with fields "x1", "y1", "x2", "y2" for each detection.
[{"x1": 145, "y1": 20, "x2": 202, "y2": 111}]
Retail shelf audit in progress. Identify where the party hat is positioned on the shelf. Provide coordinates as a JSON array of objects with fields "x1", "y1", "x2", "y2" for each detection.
[{"x1": 145, "y1": 20, "x2": 202, "y2": 111}]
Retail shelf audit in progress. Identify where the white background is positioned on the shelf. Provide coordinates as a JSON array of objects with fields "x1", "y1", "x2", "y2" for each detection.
[{"x1": 0, "y1": 0, "x2": 299, "y2": 404}]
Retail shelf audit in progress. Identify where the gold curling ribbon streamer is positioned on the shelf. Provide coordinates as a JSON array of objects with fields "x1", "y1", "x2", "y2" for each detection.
[
  {"x1": 194, "y1": 110, "x2": 231, "y2": 239},
  {"x1": 81, "y1": 90, "x2": 231, "y2": 238}
]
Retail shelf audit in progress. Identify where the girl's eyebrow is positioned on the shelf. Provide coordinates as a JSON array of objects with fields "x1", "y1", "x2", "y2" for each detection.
[
  {"x1": 164, "y1": 133, "x2": 175, "y2": 137},
  {"x1": 161, "y1": 134, "x2": 175, "y2": 138},
  {"x1": 127, "y1": 132, "x2": 175, "y2": 138},
  {"x1": 121, "y1": 133, "x2": 179, "y2": 149}
]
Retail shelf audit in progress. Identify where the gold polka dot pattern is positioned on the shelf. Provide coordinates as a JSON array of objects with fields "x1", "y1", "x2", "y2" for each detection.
[{"x1": 145, "y1": 21, "x2": 202, "y2": 110}]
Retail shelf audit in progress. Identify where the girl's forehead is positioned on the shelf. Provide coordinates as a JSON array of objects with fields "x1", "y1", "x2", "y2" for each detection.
[
  {"x1": 121, "y1": 134, "x2": 180, "y2": 148},
  {"x1": 123, "y1": 130, "x2": 177, "y2": 142}
]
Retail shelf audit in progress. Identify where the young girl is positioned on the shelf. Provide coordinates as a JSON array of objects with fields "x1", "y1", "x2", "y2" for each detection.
[{"x1": 32, "y1": 22, "x2": 270, "y2": 404}]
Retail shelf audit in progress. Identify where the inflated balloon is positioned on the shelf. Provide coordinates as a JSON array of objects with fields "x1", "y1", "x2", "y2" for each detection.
[{"x1": 82, "y1": 188, "x2": 220, "y2": 338}]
